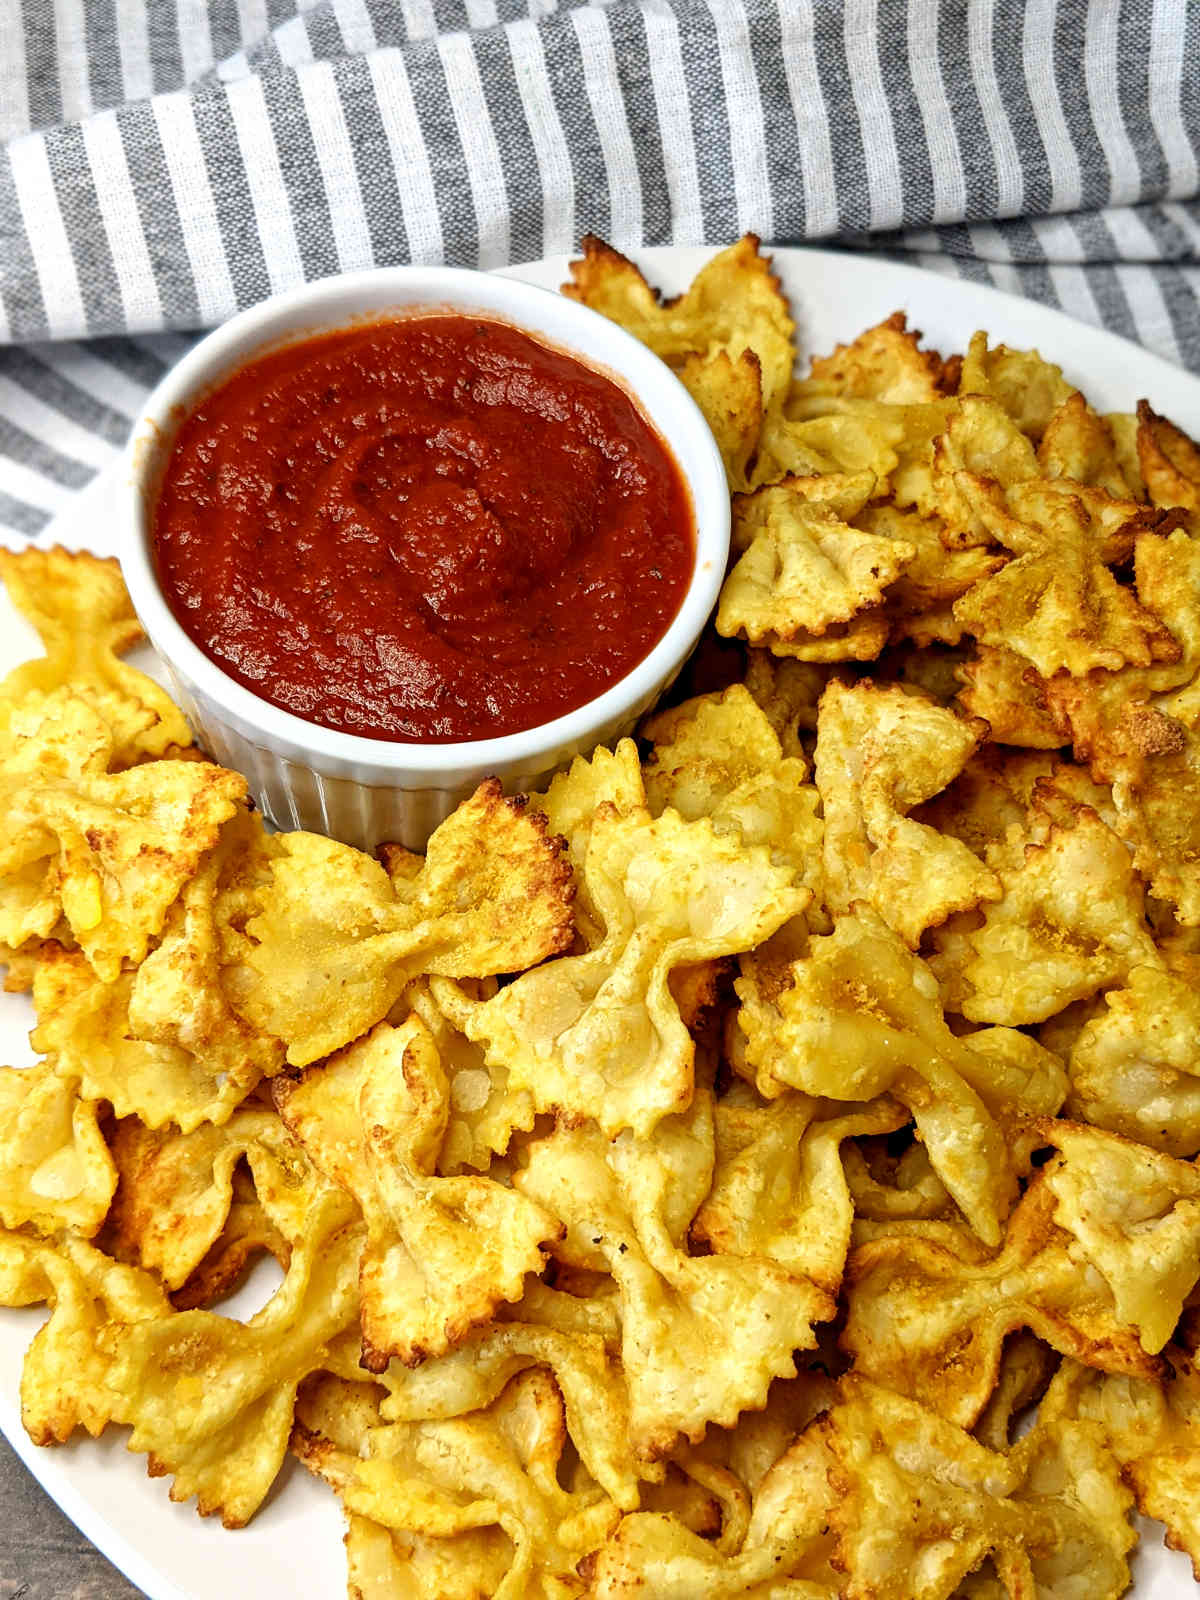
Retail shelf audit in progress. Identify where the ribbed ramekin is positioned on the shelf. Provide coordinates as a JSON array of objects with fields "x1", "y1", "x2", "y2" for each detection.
[{"x1": 119, "y1": 266, "x2": 729, "y2": 851}]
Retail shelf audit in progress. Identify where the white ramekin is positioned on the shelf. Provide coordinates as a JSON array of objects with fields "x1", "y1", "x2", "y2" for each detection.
[{"x1": 119, "y1": 266, "x2": 729, "y2": 851}]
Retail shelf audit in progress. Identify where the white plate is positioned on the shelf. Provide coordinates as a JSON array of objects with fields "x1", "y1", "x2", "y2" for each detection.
[{"x1": 2, "y1": 246, "x2": 1198, "y2": 1599}]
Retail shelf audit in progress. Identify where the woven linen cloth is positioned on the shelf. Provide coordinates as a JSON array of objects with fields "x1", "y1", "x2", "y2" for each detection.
[{"x1": 0, "y1": 0, "x2": 1197, "y2": 538}]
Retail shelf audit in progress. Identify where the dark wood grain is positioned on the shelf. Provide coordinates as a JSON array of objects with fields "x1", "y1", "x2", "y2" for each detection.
[{"x1": 0, "y1": 1433, "x2": 143, "y2": 1598}]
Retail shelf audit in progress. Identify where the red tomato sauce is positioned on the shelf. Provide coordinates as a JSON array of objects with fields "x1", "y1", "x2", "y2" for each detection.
[{"x1": 152, "y1": 315, "x2": 695, "y2": 742}]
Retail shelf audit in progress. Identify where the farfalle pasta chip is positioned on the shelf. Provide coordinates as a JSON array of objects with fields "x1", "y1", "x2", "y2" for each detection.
[
  {"x1": 377, "y1": 1302, "x2": 639, "y2": 1509},
  {"x1": 956, "y1": 645, "x2": 1061, "y2": 748},
  {"x1": 935, "y1": 790, "x2": 1159, "y2": 1024},
  {"x1": 737, "y1": 907, "x2": 1019, "y2": 1244},
  {"x1": 676, "y1": 349, "x2": 764, "y2": 492},
  {"x1": 403, "y1": 980, "x2": 535, "y2": 1175},
  {"x1": 0, "y1": 1062, "x2": 115, "y2": 1236},
  {"x1": 31, "y1": 938, "x2": 271, "y2": 1133},
  {"x1": 793, "y1": 312, "x2": 949, "y2": 407},
  {"x1": 692, "y1": 1094, "x2": 906, "y2": 1294},
  {"x1": 828, "y1": 1373, "x2": 1134, "y2": 1600},
  {"x1": 305, "y1": 1367, "x2": 621, "y2": 1599},
  {"x1": 1137, "y1": 399, "x2": 1200, "y2": 513},
  {"x1": 958, "y1": 330, "x2": 1077, "y2": 441},
  {"x1": 0, "y1": 546, "x2": 190, "y2": 763},
  {"x1": 952, "y1": 479, "x2": 1180, "y2": 677},
  {"x1": 586, "y1": 1424, "x2": 838, "y2": 1597},
  {"x1": 642, "y1": 685, "x2": 822, "y2": 889},
  {"x1": 105, "y1": 1193, "x2": 362, "y2": 1525},
  {"x1": 1037, "y1": 391, "x2": 1133, "y2": 496},
  {"x1": 842, "y1": 1174, "x2": 1165, "y2": 1428},
  {"x1": 716, "y1": 474, "x2": 912, "y2": 646},
  {"x1": 437, "y1": 801, "x2": 806, "y2": 1138},
  {"x1": 814, "y1": 678, "x2": 999, "y2": 945},
  {"x1": 1039, "y1": 1119, "x2": 1200, "y2": 1352},
  {"x1": 1067, "y1": 964, "x2": 1200, "y2": 1157},
  {"x1": 275, "y1": 1015, "x2": 561, "y2": 1370},
  {"x1": 100, "y1": 1110, "x2": 321, "y2": 1291},
  {"x1": 1036, "y1": 1354, "x2": 1200, "y2": 1579},
  {"x1": 564, "y1": 234, "x2": 794, "y2": 414},
  {"x1": 238, "y1": 779, "x2": 575, "y2": 1064},
  {"x1": 0, "y1": 691, "x2": 244, "y2": 980},
  {"x1": 515, "y1": 1090, "x2": 831, "y2": 1459}
]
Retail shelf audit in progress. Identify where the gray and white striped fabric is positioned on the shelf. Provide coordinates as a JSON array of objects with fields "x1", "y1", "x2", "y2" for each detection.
[{"x1": 1, "y1": 0, "x2": 1197, "y2": 537}]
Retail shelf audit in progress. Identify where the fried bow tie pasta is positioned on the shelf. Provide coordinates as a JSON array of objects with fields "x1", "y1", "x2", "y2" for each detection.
[
  {"x1": 436, "y1": 800, "x2": 807, "y2": 1139},
  {"x1": 0, "y1": 546, "x2": 190, "y2": 764},
  {"x1": 4, "y1": 243, "x2": 1200, "y2": 1600},
  {"x1": 236, "y1": 778, "x2": 575, "y2": 1065},
  {"x1": 274, "y1": 1014, "x2": 562, "y2": 1372}
]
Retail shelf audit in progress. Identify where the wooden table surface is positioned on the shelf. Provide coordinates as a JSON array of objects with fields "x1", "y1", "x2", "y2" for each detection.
[{"x1": 0, "y1": 1432, "x2": 141, "y2": 1599}]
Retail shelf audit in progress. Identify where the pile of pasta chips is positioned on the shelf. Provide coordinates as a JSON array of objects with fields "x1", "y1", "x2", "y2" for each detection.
[{"x1": 2, "y1": 240, "x2": 1200, "y2": 1599}]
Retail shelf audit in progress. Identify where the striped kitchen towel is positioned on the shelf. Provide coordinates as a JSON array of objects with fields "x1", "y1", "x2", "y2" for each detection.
[{"x1": 0, "y1": 0, "x2": 1197, "y2": 536}]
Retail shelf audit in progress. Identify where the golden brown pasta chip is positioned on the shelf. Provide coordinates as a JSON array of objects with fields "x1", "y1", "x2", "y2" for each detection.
[
  {"x1": 0, "y1": 546, "x2": 190, "y2": 763},
  {"x1": 275, "y1": 1015, "x2": 561, "y2": 1370},
  {"x1": 238, "y1": 779, "x2": 574, "y2": 1065}
]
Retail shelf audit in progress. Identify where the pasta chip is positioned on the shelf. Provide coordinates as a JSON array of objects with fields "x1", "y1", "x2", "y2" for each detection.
[
  {"x1": 794, "y1": 312, "x2": 949, "y2": 406},
  {"x1": 736, "y1": 907, "x2": 1019, "y2": 1244},
  {"x1": 1037, "y1": 391, "x2": 1133, "y2": 496},
  {"x1": 956, "y1": 645, "x2": 1061, "y2": 748},
  {"x1": 378, "y1": 1309, "x2": 638, "y2": 1509},
  {"x1": 0, "y1": 546, "x2": 190, "y2": 763},
  {"x1": 586, "y1": 1424, "x2": 838, "y2": 1597},
  {"x1": 1043, "y1": 527, "x2": 1200, "y2": 924},
  {"x1": 857, "y1": 502, "x2": 1004, "y2": 641},
  {"x1": 754, "y1": 405, "x2": 909, "y2": 488},
  {"x1": 515, "y1": 1094, "x2": 831, "y2": 1458},
  {"x1": 924, "y1": 395, "x2": 1037, "y2": 544},
  {"x1": 827, "y1": 1374, "x2": 1133, "y2": 1600},
  {"x1": 170, "y1": 1160, "x2": 291, "y2": 1311},
  {"x1": 1110, "y1": 708, "x2": 1200, "y2": 927},
  {"x1": 677, "y1": 349, "x2": 763, "y2": 492},
  {"x1": 101, "y1": 1110, "x2": 319, "y2": 1291},
  {"x1": 814, "y1": 679, "x2": 999, "y2": 945},
  {"x1": 32, "y1": 935, "x2": 272, "y2": 1133},
  {"x1": 642, "y1": 684, "x2": 822, "y2": 888},
  {"x1": 753, "y1": 607, "x2": 892, "y2": 663},
  {"x1": 843, "y1": 1134, "x2": 955, "y2": 1226},
  {"x1": 692, "y1": 1094, "x2": 906, "y2": 1294},
  {"x1": 940, "y1": 792, "x2": 1158, "y2": 1024},
  {"x1": 1067, "y1": 964, "x2": 1200, "y2": 1157},
  {"x1": 293, "y1": 1379, "x2": 516, "y2": 1600},
  {"x1": 1137, "y1": 399, "x2": 1200, "y2": 513},
  {"x1": 0, "y1": 691, "x2": 245, "y2": 980},
  {"x1": 0, "y1": 1062, "x2": 115, "y2": 1236},
  {"x1": 239, "y1": 780, "x2": 575, "y2": 1064},
  {"x1": 564, "y1": 234, "x2": 795, "y2": 413},
  {"x1": 340, "y1": 1368, "x2": 620, "y2": 1599},
  {"x1": 842, "y1": 1175, "x2": 1164, "y2": 1428},
  {"x1": 1040, "y1": 1119, "x2": 1200, "y2": 1352},
  {"x1": 742, "y1": 648, "x2": 833, "y2": 754},
  {"x1": 10, "y1": 1232, "x2": 171, "y2": 1446},
  {"x1": 404, "y1": 981, "x2": 535, "y2": 1175},
  {"x1": 275, "y1": 1015, "x2": 560, "y2": 1370},
  {"x1": 952, "y1": 479, "x2": 1180, "y2": 677},
  {"x1": 958, "y1": 330, "x2": 1077, "y2": 442},
  {"x1": 716, "y1": 473, "x2": 908, "y2": 647},
  {"x1": 437, "y1": 803, "x2": 806, "y2": 1138},
  {"x1": 1036, "y1": 1355, "x2": 1200, "y2": 1578},
  {"x1": 111, "y1": 1192, "x2": 361, "y2": 1524}
]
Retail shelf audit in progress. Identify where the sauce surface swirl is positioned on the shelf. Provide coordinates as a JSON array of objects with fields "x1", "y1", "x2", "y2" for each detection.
[{"x1": 153, "y1": 314, "x2": 695, "y2": 742}]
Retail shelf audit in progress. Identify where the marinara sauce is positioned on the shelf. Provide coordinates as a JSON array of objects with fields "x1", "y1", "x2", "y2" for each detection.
[{"x1": 152, "y1": 316, "x2": 695, "y2": 742}]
